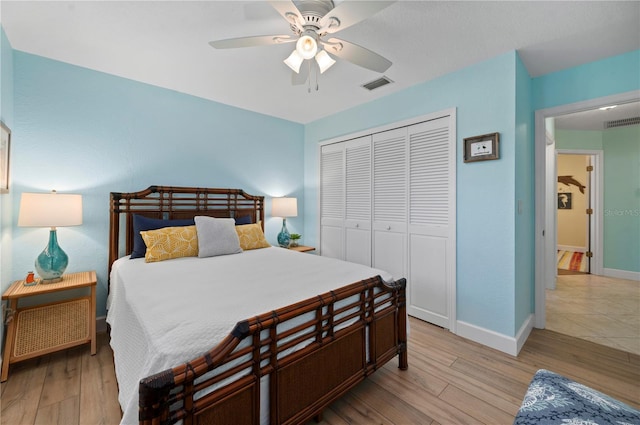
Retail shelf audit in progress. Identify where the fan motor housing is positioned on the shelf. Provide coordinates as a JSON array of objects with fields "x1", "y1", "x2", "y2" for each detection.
[{"x1": 293, "y1": 0, "x2": 335, "y2": 28}]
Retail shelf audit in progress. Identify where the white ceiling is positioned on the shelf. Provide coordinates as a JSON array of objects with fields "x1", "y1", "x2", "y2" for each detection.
[
  {"x1": 1, "y1": 1, "x2": 639, "y2": 124},
  {"x1": 554, "y1": 101, "x2": 640, "y2": 131}
]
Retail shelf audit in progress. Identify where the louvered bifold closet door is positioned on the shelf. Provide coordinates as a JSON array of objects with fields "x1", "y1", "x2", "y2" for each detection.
[
  {"x1": 407, "y1": 116, "x2": 453, "y2": 328},
  {"x1": 372, "y1": 127, "x2": 407, "y2": 281},
  {"x1": 345, "y1": 136, "x2": 372, "y2": 266},
  {"x1": 320, "y1": 143, "x2": 345, "y2": 259}
]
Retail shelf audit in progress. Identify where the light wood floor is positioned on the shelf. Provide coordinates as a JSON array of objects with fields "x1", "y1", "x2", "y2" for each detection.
[
  {"x1": 2, "y1": 317, "x2": 639, "y2": 425},
  {"x1": 547, "y1": 273, "x2": 640, "y2": 355}
]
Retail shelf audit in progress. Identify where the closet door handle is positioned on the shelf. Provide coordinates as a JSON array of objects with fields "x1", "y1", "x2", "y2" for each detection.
[
  {"x1": 355, "y1": 223, "x2": 359, "y2": 228},
  {"x1": 387, "y1": 226, "x2": 391, "y2": 231}
]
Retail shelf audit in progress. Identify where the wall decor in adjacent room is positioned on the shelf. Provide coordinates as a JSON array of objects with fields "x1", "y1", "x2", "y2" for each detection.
[{"x1": 558, "y1": 192, "x2": 572, "y2": 209}]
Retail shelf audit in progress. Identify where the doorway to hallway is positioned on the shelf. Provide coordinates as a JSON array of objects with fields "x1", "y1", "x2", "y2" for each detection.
[
  {"x1": 556, "y1": 152, "x2": 597, "y2": 275},
  {"x1": 534, "y1": 91, "x2": 640, "y2": 330}
]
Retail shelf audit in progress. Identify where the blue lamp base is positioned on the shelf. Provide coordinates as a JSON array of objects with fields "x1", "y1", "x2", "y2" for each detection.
[
  {"x1": 277, "y1": 218, "x2": 291, "y2": 248},
  {"x1": 35, "y1": 229, "x2": 69, "y2": 284}
]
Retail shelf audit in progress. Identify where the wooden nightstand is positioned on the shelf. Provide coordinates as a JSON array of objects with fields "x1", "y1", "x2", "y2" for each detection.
[
  {"x1": 288, "y1": 245, "x2": 315, "y2": 253},
  {"x1": 1, "y1": 270, "x2": 97, "y2": 382}
]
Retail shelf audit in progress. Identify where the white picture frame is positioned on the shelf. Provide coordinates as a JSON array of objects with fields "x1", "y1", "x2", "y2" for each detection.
[{"x1": 1, "y1": 121, "x2": 11, "y2": 194}]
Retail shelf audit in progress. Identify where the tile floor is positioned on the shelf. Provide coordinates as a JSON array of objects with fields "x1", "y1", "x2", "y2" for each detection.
[{"x1": 546, "y1": 273, "x2": 640, "y2": 355}]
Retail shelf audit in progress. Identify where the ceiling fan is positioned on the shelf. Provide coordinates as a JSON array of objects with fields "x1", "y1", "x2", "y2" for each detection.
[{"x1": 209, "y1": 0, "x2": 394, "y2": 85}]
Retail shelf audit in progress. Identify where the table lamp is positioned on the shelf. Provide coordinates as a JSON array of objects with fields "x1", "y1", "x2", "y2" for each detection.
[
  {"x1": 18, "y1": 191, "x2": 83, "y2": 283},
  {"x1": 271, "y1": 197, "x2": 297, "y2": 248}
]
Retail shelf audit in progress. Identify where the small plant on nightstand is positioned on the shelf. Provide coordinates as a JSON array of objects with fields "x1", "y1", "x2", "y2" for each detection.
[{"x1": 289, "y1": 234, "x2": 302, "y2": 247}]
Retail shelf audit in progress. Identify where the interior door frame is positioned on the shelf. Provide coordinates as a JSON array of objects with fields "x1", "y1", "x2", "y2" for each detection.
[
  {"x1": 556, "y1": 149, "x2": 603, "y2": 276},
  {"x1": 534, "y1": 90, "x2": 640, "y2": 329}
]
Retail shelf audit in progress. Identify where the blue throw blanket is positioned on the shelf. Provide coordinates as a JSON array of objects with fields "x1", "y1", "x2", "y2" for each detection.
[{"x1": 514, "y1": 369, "x2": 640, "y2": 425}]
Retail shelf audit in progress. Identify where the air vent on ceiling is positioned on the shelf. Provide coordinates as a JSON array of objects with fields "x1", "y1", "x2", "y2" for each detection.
[
  {"x1": 605, "y1": 117, "x2": 640, "y2": 128},
  {"x1": 362, "y1": 76, "x2": 393, "y2": 91}
]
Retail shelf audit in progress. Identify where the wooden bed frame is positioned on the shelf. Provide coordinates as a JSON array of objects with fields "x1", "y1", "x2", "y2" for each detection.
[{"x1": 109, "y1": 186, "x2": 408, "y2": 425}]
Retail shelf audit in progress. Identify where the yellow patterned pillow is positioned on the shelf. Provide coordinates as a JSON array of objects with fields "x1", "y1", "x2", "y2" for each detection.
[
  {"x1": 235, "y1": 222, "x2": 271, "y2": 250},
  {"x1": 140, "y1": 225, "x2": 199, "y2": 263}
]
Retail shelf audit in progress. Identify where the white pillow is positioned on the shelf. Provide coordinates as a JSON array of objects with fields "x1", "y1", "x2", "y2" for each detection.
[{"x1": 194, "y1": 216, "x2": 242, "y2": 258}]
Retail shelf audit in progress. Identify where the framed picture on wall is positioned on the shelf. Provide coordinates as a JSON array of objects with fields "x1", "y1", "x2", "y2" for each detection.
[
  {"x1": 0, "y1": 121, "x2": 10, "y2": 194},
  {"x1": 558, "y1": 192, "x2": 572, "y2": 209},
  {"x1": 463, "y1": 132, "x2": 499, "y2": 163}
]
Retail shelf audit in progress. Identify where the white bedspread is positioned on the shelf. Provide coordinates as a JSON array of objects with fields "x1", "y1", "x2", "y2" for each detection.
[{"x1": 106, "y1": 247, "x2": 392, "y2": 425}]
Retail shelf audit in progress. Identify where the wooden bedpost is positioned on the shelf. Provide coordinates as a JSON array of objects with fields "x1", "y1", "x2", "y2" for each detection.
[
  {"x1": 139, "y1": 370, "x2": 174, "y2": 425},
  {"x1": 108, "y1": 192, "x2": 121, "y2": 276},
  {"x1": 397, "y1": 278, "x2": 408, "y2": 370}
]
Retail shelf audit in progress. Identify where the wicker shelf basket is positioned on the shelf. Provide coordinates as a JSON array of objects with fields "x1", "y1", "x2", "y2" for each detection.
[{"x1": 13, "y1": 298, "x2": 90, "y2": 360}]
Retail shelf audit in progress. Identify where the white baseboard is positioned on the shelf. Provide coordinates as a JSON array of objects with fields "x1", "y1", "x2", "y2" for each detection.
[
  {"x1": 603, "y1": 268, "x2": 640, "y2": 281},
  {"x1": 557, "y1": 245, "x2": 586, "y2": 253},
  {"x1": 515, "y1": 314, "x2": 535, "y2": 354},
  {"x1": 456, "y1": 315, "x2": 534, "y2": 356},
  {"x1": 97, "y1": 316, "x2": 108, "y2": 333}
]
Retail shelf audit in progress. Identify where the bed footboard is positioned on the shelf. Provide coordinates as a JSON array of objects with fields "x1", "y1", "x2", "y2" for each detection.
[{"x1": 139, "y1": 275, "x2": 407, "y2": 425}]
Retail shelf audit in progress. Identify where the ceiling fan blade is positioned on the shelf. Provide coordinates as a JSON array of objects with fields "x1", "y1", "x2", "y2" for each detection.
[
  {"x1": 268, "y1": 0, "x2": 305, "y2": 32},
  {"x1": 209, "y1": 35, "x2": 295, "y2": 49},
  {"x1": 323, "y1": 38, "x2": 392, "y2": 73},
  {"x1": 292, "y1": 62, "x2": 310, "y2": 85},
  {"x1": 319, "y1": 1, "x2": 394, "y2": 34}
]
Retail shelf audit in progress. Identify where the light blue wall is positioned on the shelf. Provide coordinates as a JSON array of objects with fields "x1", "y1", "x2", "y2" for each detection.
[
  {"x1": 0, "y1": 27, "x2": 13, "y2": 138},
  {"x1": 514, "y1": 53, "x2": 535, "y2": 333},
  {"x1": 11, "y1": 52, "x2": 304, "y2": 316},
  {"x1": 0, "y1": 26, "x2": 15, "y2": 353},
  {"x1": 602, "y1": 125, "x2": 640, "y2": 273},
  {"x1": 533, "y1": 50, "x2": 640, "y2": 110},
  {"x1": 305, "y1": 51, "x2": 521, "y2": 336}
]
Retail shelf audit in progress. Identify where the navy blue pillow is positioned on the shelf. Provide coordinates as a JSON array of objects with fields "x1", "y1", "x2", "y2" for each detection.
[
  {"x1": 130, "y1": 215, "x2": 195, "y2": 259},
  {"x1": 234, "y1": 215, "x2": 253, "y2": 225}
]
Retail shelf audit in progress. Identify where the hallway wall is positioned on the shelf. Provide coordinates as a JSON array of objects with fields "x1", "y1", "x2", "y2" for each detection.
[{"x1": 602, "y1": 125, "x2": 640, "y2": 274}]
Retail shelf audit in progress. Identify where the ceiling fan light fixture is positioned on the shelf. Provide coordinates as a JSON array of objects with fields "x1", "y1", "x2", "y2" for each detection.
[
  {"x1": 315, "y1": 50, "x2": 336, "y2": 74},
  {"x1": 296, "y1": 34, "x2": 317, "y2": 60},
  {"x1": 284, "y1": 50, "x2": 304, "y2": 73}
]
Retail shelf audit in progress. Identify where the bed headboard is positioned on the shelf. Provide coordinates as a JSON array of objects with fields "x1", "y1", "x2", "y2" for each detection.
[{"x1": 109, "y1": 185, "x2": 265, "y2": 272}]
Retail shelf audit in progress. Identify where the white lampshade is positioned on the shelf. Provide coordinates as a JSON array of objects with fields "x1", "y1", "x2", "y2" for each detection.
[
  {"x1": 18, "y1": 191, "x2": 83, "y2": 228},
  {"x1": 315, "y1": 50, "x2": 336, "y2": 74},
  {"x1": 296, "y1": 34, "x2": 317, "y2": 60},
  {"x1": 284, "y1": 50, "x2": 304, "y2": 73},
  {"x1": 272, "y1": 197, "x2": 297, "y2": 218}
]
